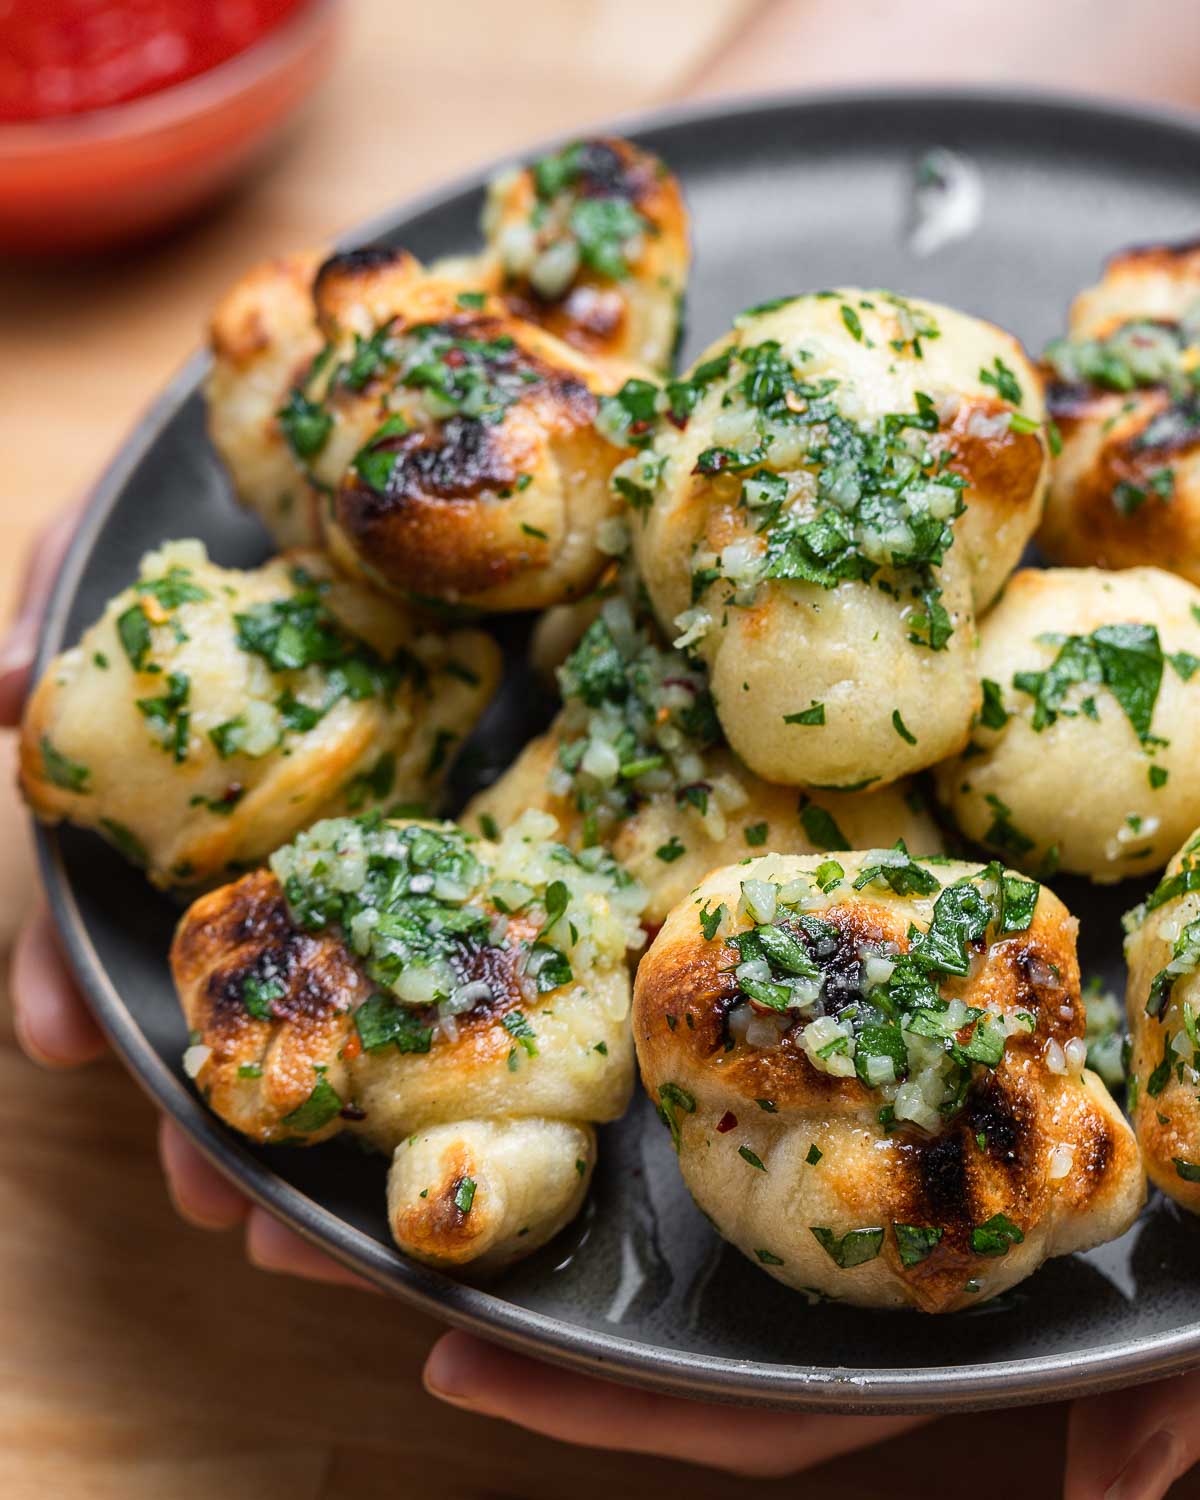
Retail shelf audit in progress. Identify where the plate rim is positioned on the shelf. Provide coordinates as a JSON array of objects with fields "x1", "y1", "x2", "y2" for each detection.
[{"x1": 34, "y1": 82, "x2": 1200, "y2": 1413}]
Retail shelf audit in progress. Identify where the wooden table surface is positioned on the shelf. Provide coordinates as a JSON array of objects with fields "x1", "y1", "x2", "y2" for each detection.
[{"x1": 3, "y1": 3, "x2": 1199, "y2": 1495}]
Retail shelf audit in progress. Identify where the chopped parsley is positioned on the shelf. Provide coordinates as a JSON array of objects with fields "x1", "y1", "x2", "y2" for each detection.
[
  {"x1": 281, "y1": 1077, "x2": 343, "y2": 1134},
  {"x1": 784, "y1": 701, "x2": 825, "y2": 726},
  {"x1": 136, "y1": 670, "x2": 190, "y2": 762},
  {"x1": 810, "y1": 1225, "x2": 885, "y2": 1269},
  {"x1": 979, "y1": 678, "x2": 1009, "y2": 730},
  {"x1": 797, "y1": 797, "x2": 849, "y2": 851},
  {"x1": 657, "y1": 1081, "x2": 695, "y2": 1150},
  {"x1": 970, "y1": 1213, "x2": 1024, "y2": 1257},
  {"x1": 502, "y1": 1009, "x2": 539, "y2": 1057},
  {"x1": 354, "y1": 994, "x2": 434, "y2": 1054},
  {"x1": 242, "y1": 973, "x2": 286, "y2": 1020},
  {"x1": 40, "y1": 736, "x2": 90, "y2": 793},
  {"x1": 894, "y1": 1223, "x2": 943, "y2": 1267},
  {"x1": 1013, "y1": 623, "x2": 1164, "y2": 744},
  {"x1": 891, "y1": 709, "x2": 917, "y2": 745},
  {"x1": 670, "y1": 329, "x2": 968, "y2": 653},
  {"x1": 979, "y1": 357, "x2": 1023, "y2": 405},
  {"x1": 116, "y1": 603, "x2": 153, "y2": 671}
]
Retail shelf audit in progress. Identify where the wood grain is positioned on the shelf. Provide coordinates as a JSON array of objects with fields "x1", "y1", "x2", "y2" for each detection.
[{"x1": 2, "y1": 1, "x2": 1198, "y2": 1495}]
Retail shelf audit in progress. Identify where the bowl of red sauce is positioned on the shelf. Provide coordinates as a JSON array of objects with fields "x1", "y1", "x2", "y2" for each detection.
[{"x1": 0, "y1": 0, "x2": 340, "y2": 254}]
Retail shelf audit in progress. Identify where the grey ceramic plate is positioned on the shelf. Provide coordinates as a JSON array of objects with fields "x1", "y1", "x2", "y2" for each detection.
[{"x1": 36, "y1": 88, "x2": 1200, "y2": 1413}]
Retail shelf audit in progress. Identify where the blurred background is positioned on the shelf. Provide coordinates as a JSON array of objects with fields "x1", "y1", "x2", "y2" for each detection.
[{"x1": 3, "y1": 2, "x2": 1200, "y2": 1495}]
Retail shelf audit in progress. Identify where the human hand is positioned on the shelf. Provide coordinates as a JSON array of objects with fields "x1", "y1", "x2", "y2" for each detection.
[{"x1": 9, "y1": 512, "x2": 1200, "y2": 1493}]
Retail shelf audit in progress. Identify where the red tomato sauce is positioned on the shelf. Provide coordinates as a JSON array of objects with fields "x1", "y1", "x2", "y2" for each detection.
[{"x1": 0, "y1": 0, "x2": 310, "y2": 122}]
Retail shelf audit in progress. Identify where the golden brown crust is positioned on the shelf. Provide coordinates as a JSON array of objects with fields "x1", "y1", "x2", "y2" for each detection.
[
  {"x1": 311, "y1": 246, "x2": 426, "y2": 335},
  {"x1": 170, "y1": 823, "x2": 636, "y2": 1271},
  {"x1": 326, "y1": 306, "x2": 607, "y2": 602},
  {"x1": 1039, "y1": 240, "x2": 1200, "y2": 583},
  {"x1": 171, "y1": 868, "x2": 550, "y2": 1145},
  {"x1": 18, "y1": 543, "x2": 500, "y2": 888},
  {"x1": 389, "y1": 1137, "x2": 486, "y2": 1262},
  {"x1": 478, "y1": 136, "x2": 689, "y2": 373},
  {"x1": 296, "y1": 261, "x2": 629, "y2": 611},
  {"x1": 172, "y1": 870, "x2": 361, "y2": 1143},
  {"x1": 632, "y1": 854, "x2": 1143, "y2": 1311},
  {"x1": 938, "y1": 395, "x2": 1048, "y2": 524},
  {"x1": 1041, "y1": 385, "x2": 1200, "y2": 575},
  {"x1": 208, "y1": 249, "x2": 325, "y2": 369}
]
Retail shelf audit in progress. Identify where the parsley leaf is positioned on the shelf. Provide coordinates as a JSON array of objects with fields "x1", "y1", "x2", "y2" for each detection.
[
  {"x1": 784, "y1": 701, "x2": 825, "y2": 726},
  {"x1": 798, "y1": 797, "x2": 849, "y2": 851},
  {"x1": 811, "y1": 1225, "x2": 885, "y2": 1268},
  {"x1": 894, "y1": 1222, "x2": 943, "y2": 1267},
  {"x1": 281, "y1": 1077, "x2": 343, "y2": 1133},
  {"x1": 970, "y1": 1213, "x2": 1024, "y2": 1256},
  {"x1": 354, "y1": 994, "x2": 433, "y2": 1054},
  {"x1": 40, "y1": 736, "x2": 90, "y2": 793}
]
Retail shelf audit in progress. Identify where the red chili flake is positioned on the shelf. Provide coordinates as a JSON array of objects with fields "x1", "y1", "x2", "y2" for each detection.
[
  {"x1": 716, "y1": 1110, "x2": 738, "y2": 1133},
  {"x1": 443, "y1": 348, "x2": 467, "y2": 367},
  {"x1": 666, "y1": 411, "x2": 689, "y2": 430}
]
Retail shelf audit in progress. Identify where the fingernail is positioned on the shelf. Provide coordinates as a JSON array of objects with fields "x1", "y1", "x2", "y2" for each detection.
[
  {"x1": 1105, "y1": 1429, "x2": 1182, "y2": 1500},
  {"x1": 423, "y1": 1336, "x2": 478, "y2": 1407}
]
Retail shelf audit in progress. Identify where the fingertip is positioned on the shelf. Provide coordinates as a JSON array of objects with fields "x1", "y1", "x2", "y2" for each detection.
[
  {"x1": 0, "y1": 501, "x2": 84, "y2": 728},
  {"x1": 0, "y1": 651, "x2": 34, "y2": 728},
  {"x1": 11, "y1": 906, "x2": 106, "y2": 1068},
  {"x1": 158, "y1": 1118, "x2": 250, "y2": 1231},
  {"x1": 244, "y1": 1209, "x2": 375, "y2": 1292},
  {"x1": 423, "y1": 1330, "x2": 491, "y2": 1407}
]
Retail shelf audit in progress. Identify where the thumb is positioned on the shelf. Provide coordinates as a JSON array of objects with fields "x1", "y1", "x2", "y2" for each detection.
[{"x1": 0, "y1": 503, "x2": 83, "y2": 727}]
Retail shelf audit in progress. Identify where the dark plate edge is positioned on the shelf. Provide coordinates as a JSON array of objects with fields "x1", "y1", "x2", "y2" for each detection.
[{"x1": 32, "y1": 83, "x2": 1200, "y2": 1413}]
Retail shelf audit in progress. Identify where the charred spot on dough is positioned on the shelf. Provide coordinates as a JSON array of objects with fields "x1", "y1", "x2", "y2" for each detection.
[
  {"x1": 392, "y1": 1147, "x2": 485, "y2": 1260},
  {"x1": 335, "y1": 463, "x2": 525, "y2": 598},
  {"x1": 312, "y1": 246, "x2": 417, "y2": 308},
  {"x1": 454, "y1": 940, "x2": 525, "y2": 1014},
  {"x1": 963, "y1": 1072, "x2": 1033, "y2": 1176},
  {"x1": 171, "y1": 871, "x2": 291, "y2": 977},
  {"x1": 316, "y1": 245, "x2": 408, "y2": 283},
  {"x1": 506, "y1": 283, "x2": 627, "y2": 352},
  {"x1": 359, "y1": 415, "x2": 518, "y2": 505},
  {"x1": 1116, "y1": 398, "x2": 1200, "y2": 462},
  {"x1": 1043, "y1": 379, "x2": 1112, "y2": 424},
  {"x1": 438, "y1": 940, "x2": 529, "y2": 1049},
  {"x1": 205, "y1": 928, "x2": 350, "y2": 1035},
  {"x1": 568, "y1": 138, "x2": 658, "y2": 208},
  {"x1": 1005, "y1": 941, "x2": 1078, "y2": 1038},
  {"x1": 908, "y1": 1129, "x2": 970, "y2": 1226},
  {"x1": 230, "y1": 877, "x2": 294, "y2": 947},
  {"x1": 1041, "y1": 392, "x2": 1198, "y2": 560}
]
